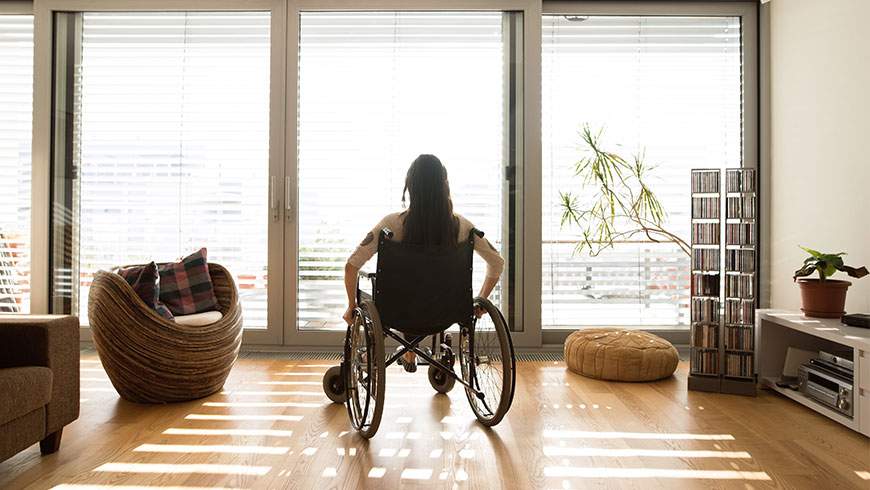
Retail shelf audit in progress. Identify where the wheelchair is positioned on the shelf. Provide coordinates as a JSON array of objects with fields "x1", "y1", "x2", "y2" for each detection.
[{"x1": 322, "y1": 228, "x2": 516, "y2": 438}]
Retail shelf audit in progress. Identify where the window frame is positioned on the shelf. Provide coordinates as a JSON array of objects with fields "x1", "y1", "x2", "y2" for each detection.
[
  {"x1": 538, "y1": 0, "x2": 758, "y2": 346},
  {"x1": 0, "y1": 2, "x2": 32, "y2": 15},
  {"x1": 25, "y1": 0, "x2": 757, "y2": 350},
  {"x1": 31, "y1": 0, "x2": 287, "y2": 345}
]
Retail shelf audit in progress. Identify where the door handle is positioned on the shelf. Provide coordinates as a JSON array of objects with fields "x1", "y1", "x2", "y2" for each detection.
[
  {"x1": 270, "y1": 176, "x2": 279, "y2": 221},
  {"x1": 292, "y1": 177, "x2": 293, "y2": 223}
]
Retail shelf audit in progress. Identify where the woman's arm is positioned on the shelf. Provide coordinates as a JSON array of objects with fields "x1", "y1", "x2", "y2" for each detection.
[
  {"x1": 343, "y1": 215, "x2": 393, "y2": 324},
  {"x1": 470, "y1": 228, "x2": 504, "y2": 317},
  {"x1": 477, "y1": 275, "x2": 499, "y2": 300},
  {"x1": 342, "y1": 263, "x2": 359, "y2": 325},
  {"x1": 473, "y1": 234, "x2": 505, "y2": 290}
]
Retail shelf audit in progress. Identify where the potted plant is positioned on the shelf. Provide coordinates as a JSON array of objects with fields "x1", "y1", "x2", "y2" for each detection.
[{"x1": 793, "y1": 247, "x2": 868, "y2": 318}]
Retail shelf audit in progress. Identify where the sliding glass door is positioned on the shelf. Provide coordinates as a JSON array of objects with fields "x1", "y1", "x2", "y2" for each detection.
[
  {"x1": 0, "y1": 14, "x2": 33, "y2": 313},
  {"x1": 44, "y1": 4, "x2": 284, "y2": 344},
  {"x1": 78, "y1": 12, "x2": 270, "y2": 324},
  {"x1": 288, "y1": 6, "x2": 525, "y2": 344},
  {"x1": 540, "y1": 3, "x2": 753, "y2": 336}
]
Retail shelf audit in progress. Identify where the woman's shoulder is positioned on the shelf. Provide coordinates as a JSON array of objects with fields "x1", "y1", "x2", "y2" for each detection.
[
  {"x1": 378, "y1": 211, "x2": 406, "y2": 229},
  {"x1": 453, "y1": 213, "x2": 474, "y2": 226},
  {"x1": 452, "y1": 213, "x2": 477, "y2": 234}
]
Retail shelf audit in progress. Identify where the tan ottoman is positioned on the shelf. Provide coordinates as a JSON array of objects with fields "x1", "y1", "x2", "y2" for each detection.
[{"x1": 564, "y1": 328, "x2": 679, "y2": 382}]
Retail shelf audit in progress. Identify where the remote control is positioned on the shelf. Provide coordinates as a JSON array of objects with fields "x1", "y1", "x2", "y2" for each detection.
[{"x1": 842, "y1": 313, "x2": 870, "y2": 329}]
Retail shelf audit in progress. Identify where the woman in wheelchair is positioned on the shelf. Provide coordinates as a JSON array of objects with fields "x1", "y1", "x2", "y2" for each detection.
[{"x1": 322, "y1": 154, "x2": 516, "y2": 438}]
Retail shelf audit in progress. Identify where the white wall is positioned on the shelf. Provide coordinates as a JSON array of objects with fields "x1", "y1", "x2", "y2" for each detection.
[{"x1": 769, "y1": 0, "x2": 870, "y2": 313}]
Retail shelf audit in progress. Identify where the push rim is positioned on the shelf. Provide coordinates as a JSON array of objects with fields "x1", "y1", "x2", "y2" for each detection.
[
  {"x1": 459, "y1": 297, "x2": 514, "y2": 426},
  {"x1": 344, "y1": 301, "x2": 385, "y2": 438}
]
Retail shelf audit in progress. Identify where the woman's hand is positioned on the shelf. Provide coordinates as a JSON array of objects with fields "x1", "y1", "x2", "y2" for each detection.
[
  {"x1": 474, "y1": 305, "x2": 485, "y2": 318},
  {"x1": 343, "y1": 304, "x2": 356, "y2": 325}
]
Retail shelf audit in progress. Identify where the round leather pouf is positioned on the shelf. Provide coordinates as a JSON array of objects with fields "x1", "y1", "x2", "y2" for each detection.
[{"x1": 564, "y1": 328, "x2": 679, "y2": 382}]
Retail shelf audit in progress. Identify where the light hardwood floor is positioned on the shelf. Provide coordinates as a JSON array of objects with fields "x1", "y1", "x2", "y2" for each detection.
[{"x1": 1, "y1": 351, "x2": 868, "y2": 489}]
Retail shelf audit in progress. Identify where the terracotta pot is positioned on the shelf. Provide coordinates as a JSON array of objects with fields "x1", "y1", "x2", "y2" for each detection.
[{"x1": 797, "y1": 279, "x2": 851, "y2": 318}]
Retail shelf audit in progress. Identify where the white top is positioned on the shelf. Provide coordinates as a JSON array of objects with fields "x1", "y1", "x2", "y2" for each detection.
[
  {"x1": 758, "y1": 309, "x2": 870, "y2": 350},
  {"x1": 346, "y1": 212, "x2": 505, "y2": 279}
]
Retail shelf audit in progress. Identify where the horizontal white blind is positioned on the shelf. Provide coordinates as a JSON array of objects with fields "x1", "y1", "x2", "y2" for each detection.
[
  {"x1": 542, "y1": 15, "x2": 742, "y2": 328},
  {"x1": 0, "y1": 15, "x2": 32, "y2": 313},
  {"x1": 76, "y1": 12, "x2": 270, "y2": 326},
  {"x1": 298, "y1": 12, "x2": 505, "y2": 330}
]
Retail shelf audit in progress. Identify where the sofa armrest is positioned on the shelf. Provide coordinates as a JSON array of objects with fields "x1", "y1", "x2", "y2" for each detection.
[{"x1": 0, "y1": 315, "x2": 80, "y2": 433}]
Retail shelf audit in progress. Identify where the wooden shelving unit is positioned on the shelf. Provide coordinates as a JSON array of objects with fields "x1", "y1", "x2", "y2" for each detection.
[{"x1": 688, "y1": 168, "x2": 758, "y2": 396}]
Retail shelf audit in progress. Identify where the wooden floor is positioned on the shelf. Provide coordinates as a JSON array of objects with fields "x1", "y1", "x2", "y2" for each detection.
[{"x1": 1, "y1": 352, "x2": 868, "y2": 489}]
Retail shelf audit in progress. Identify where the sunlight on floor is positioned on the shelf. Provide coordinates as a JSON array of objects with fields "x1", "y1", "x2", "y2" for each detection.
[
  {"x1": 401, "y1": 468, "x2": 433, "y2": 480},
  {"x1": 184, "y1": 413, "x2": 303, "y2": 422},
  {"x1": 543, "y1": 447, "x2": 752, "y2": 458},
  {"x1": 163, "y1": 428, "x2": 292, "y2": 437},
  {"x1": 134, "y1": 444, "x2": 290, "y2": 455},
  {"x1": 257, "y1": 380, "x2": 320, "y2": 386},
  {"x1": 201, "y1": 401, "x2": 320, "y2": 408},
  {"x1": 543, "y1": 467, "x2": 771, "y2": 480},
  {"x1": 52, "y1": 486, "x2": 242, "y2": 490},
  {"x1": 92, "y1": 463, "x2": 271, "y2": 475},
  {"x1": 543, "y1": 430, "x2": 736, "y2": 440},
  {"x1": 220, "y1": 390, "x2": 323, "y2": 397}
]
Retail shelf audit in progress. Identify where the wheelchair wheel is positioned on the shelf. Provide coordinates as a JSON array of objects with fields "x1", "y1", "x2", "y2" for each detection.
[
  {"x1": 459, "y1": 297, "x2": 516, "y2": 427},
  {"x1": 344, "y1": 300, "x2": 385, "y2": 439},
  {"x1": 322, "y1": 365, "x2": 347, "y2": 404}
]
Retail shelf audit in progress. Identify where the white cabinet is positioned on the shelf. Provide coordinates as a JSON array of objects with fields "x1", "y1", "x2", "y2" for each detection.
[
  {"x1": 757, "y1": 310, "x2": 870, "y2": 437},
  {"x1": 859, "y1": 349, "x2": 870, "y2": 435}
]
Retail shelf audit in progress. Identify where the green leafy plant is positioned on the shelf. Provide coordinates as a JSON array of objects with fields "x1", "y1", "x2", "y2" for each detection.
[
  {"x1": 793, "y1": 246, "x2": 868, "y2": 281},
  {"x1": 560, "y1": 124, "x2": 690, "y2": 257}
]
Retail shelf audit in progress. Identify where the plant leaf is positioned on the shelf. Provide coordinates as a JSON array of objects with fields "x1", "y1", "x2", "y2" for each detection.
[
  {"x1": 799, "y1": 246, "x2": 824, "y2": 258},
  {"x1": 793, "y1": 263, "x2": 817, "y2": 281},
  {"x1": 838, "y1": 265, "x2": 869, "y2": 279}
]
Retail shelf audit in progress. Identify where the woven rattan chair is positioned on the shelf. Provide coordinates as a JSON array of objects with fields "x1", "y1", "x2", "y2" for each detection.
[{"x1": 88, "y1": 263, "x2": 243, "y2": 403}]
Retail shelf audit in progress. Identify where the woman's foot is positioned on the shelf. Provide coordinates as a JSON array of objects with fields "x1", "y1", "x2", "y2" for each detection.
[{"x1": 397, "y1": 349, "x2": 417, "y2": 373}]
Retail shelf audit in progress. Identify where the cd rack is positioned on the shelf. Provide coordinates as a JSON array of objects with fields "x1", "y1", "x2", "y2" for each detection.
[
  {"x1": 688, "y1": 168, "x2": 758, "y2": 396},
  {"x1": 688, "y1": 169, "x2": 723, "y2": 393}
]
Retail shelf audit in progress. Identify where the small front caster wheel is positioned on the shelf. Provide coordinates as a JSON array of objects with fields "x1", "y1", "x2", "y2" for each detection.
[
  {"x1": 428, "y1": 364, "x2": 456, "y2": 394},
  {"x1": 323, "y1": 365, "x2": 347, "y2": 403}
]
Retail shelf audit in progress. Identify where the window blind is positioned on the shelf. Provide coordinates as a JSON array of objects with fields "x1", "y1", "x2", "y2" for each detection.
[
  {"x1": 297, "y1": 12, "x2": 506, "y2": 330},
  {"x1": 0, "y1": 15, "x2": 33, "y2": 313},
  {"x1": 542, "y1": 15, "x2": 742, "y2": 329},
  {"x1": 75, "y1": 12, "x2": 270, "y2": 326}
]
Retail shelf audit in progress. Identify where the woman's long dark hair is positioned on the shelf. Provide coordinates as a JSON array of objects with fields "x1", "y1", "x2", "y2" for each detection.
[{"x1": 401, "y1": 154, "x2": 458, "y2": 248}]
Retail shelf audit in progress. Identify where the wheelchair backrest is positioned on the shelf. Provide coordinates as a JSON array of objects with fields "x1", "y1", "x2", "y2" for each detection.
[{"x1": 373, "y1": 228, "x2": 476, "y2": 335}]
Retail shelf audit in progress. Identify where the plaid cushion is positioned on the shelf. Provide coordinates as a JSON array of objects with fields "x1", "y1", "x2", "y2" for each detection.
[
  {"x1": 158, "y1": 248, "x2": 218, "y2": 315},
  {"x1": 116, "y1": 262, "x2": 174, "y2": 320}
]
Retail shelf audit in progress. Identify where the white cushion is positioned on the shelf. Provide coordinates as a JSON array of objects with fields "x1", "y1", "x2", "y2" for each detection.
[{"x1": 174, "y1": 310, "x2": 223, "y2": 326}]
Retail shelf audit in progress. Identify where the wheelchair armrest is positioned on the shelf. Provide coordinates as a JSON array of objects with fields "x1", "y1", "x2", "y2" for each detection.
[{"x1": 356, "y1": 270, "x2": 376, "y2": 305}]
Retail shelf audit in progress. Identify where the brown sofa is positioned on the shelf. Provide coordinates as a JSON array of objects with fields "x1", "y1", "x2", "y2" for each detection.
[{"x1": 0, "y1": 315, "x2": 80, "y2": 462}]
